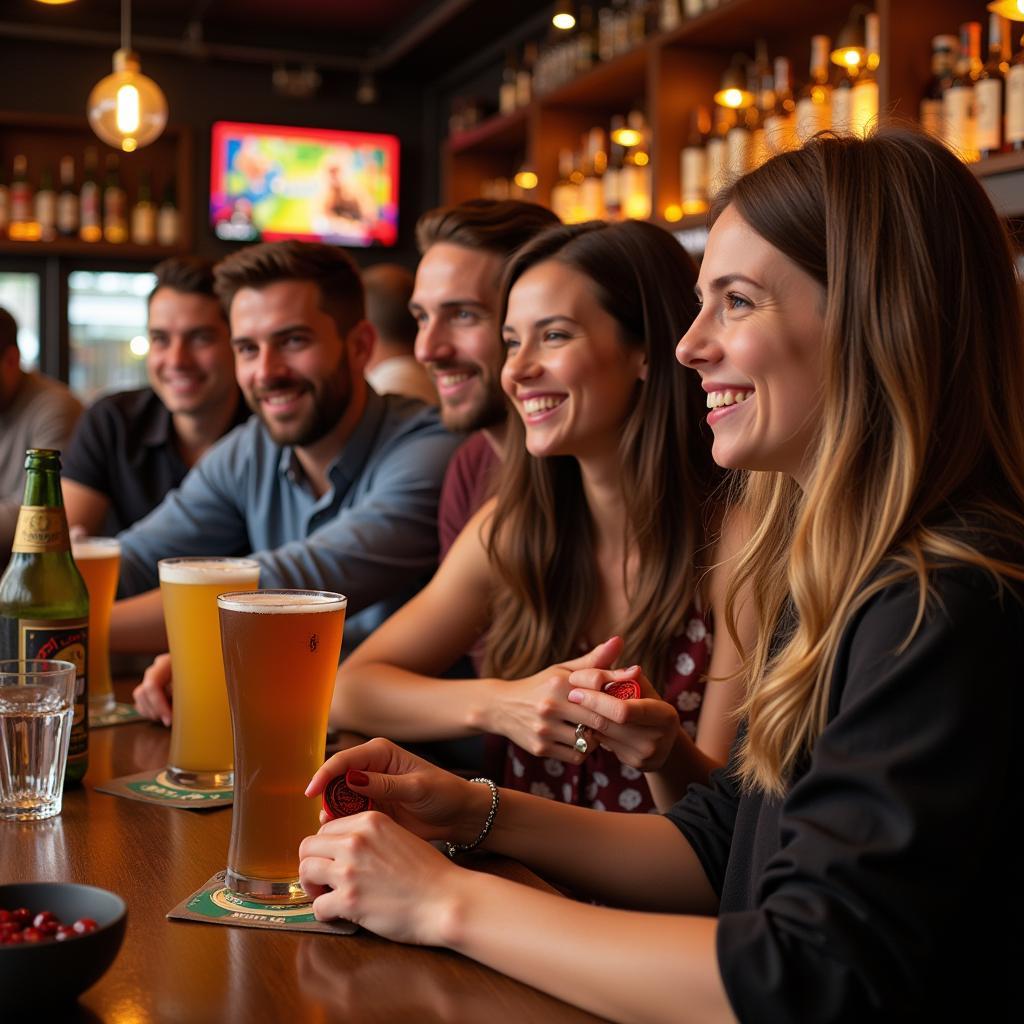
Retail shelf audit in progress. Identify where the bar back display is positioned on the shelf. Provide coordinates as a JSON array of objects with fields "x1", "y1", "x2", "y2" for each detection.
[{"x1": 209, "y1": 120, "x2": 399, "y2": 247}]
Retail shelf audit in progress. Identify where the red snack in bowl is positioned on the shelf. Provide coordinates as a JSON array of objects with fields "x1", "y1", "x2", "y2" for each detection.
[
  {"x1": 603, "y1": 679, "x2": 641, "y2": 701},
  {"x1": 322, "y1": 775, "x2": 373, "y2": 820}
]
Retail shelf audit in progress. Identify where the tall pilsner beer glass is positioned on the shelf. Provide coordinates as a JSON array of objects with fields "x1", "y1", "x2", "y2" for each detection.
[
  {"x1": 72, "y1": 538, "x2": 120, "y2": 716},
  {"x1": 159, "y1": 557, "x2": 260, "y2": 788},
  {"x1": 217, "y1": 590, "x2": 346, "y2": 904}
]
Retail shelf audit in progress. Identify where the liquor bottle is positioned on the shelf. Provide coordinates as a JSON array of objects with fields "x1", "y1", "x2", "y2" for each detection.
[
  {"x1": 763, "y1": 56, "x2": 797, "y2": 153},
  {"x1": 79, "y1": 147, "x2": 102, "y2": 243},
  {"x1": 551, "y1": 148, "x2": 578, "y2": 223},
  {"x1": 0, "y1": 449, "x2": 89, "y2": 786},
  {"x1": 576, "y1": 5, "x2": 597, "y2": 74},
  {"x1": 680, "y1": 105, "x2": 710, "y2": 215},
  {"x1": 102, "y1": 154, "x2": 128, "y2": 243},
  {"x1": 749, "y1": 40, "x2": 774, "y2": 170},
  {"x1": 131, "y1": 169, "x2": 157, "y2": 245},
  {"x1": 34, "y1": 165, "x2": 57, "y2": 242},
  {"x1": 920, "y1": 36, "x2": 958, "y2": 140},
  {"x1": 517, "y1": 42, "x2": 537, "y2": 107},
  {"x1": 706, "y1": 105, "x2": 734, "y2": 199},
  {"x1": 976, "y1": 13, "x2": 1009, "y2": 159},
  {"x1": 1007, "y1": 27, "x2": 1024, "y2": 151},
  {"x1": 156, "y1": 178, "x2": 180, "y2": 247},
  {"x1": 796, "y1": 35, "x2": 832, "y2": 142},
  {"x1": 8, "y1": 154, "x2": 38, "y2": 242},
  {"x1": 0, "y1": 164, "x2": 9, "y2": 240},
  {"x1": 56, "y1": 155, "x2": 79, "y2": 238},
  {"x1": 628, "y1": 0, "x2": 648, "y2": 49},
  {"x1": 580, "y1": 127, "x2": 608, "y2": 220},
  {"x1": 598, "y1": 5, "x2": 615, "y2": 62},
  {"x1": 944, "y1": 22, "x2": 982, "y2": 162},
  {"x1": 659, "y1": 0, "x2": 681, "y2": 33},
  {"x1": 499, "y1": 50, "x2": 518, "y2": 115},
  {"x1": 604, "y1": 118, "x2": 625, "y2": 220},
  {"x1": 620, "y1": 112, "x2": 651, "y2": 219},
  {"x1": 683, "y1": 0, "x2": 702, "y2": 17},
  {"x1": 612, "y1": 0, "x2": 630, "y2": 55},
  {"x1": 851, "y1": 12, "x2": 880, "y2": 137},
  {"x1": 727, "y1": 65, "x2": 756, "y2": 179}
]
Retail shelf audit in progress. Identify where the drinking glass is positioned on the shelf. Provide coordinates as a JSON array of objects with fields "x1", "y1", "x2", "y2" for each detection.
[
  {"x1": 217, "y1": 590, "x2": 346, "y2": 904},
  {"x1": 0, "y1": 659, "x2": 77, "y2": 820},
  {"x1": 72, "y1": 537, "x2": 121, "y2": 716},
  {"x1": 158, "y1": 557, "x2": 260, "y2": 788}
]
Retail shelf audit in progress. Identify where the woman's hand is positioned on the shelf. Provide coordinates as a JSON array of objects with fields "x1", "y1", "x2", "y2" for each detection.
[
  {"x1": 566, "y1": 664, "x2": 685, "y2": 773},
  {"x1": 306, "y1": 737, "x2": 490, "y2": 843},
  {"x1": 299, "y1": 811, "x2": 466, "y2": 946},
  {"x1": 132, "y1": 652, "x2": 173, "y2": 726},
  {"x1": 492, "y1": 637, "x2": 623, "y2": 761}
]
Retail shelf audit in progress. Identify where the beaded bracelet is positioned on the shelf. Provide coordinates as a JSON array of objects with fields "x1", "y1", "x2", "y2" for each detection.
[{"x1": 443, "y1": 777, "x2": 499, "y2": 860}]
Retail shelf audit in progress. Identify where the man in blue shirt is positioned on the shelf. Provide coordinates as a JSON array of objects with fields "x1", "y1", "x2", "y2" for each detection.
[{"x1": 122, "y1": 241, "x2": 459, "y2": 723}]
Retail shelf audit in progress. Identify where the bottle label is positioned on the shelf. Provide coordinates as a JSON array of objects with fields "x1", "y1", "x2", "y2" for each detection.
[
  {"x1": 943, "y1": 86, "x2": 977, "y2": 160},
  {"x1": 3, "y1": 618, "x2": 89, "y2": 770},
  {"x1": 12, "y1": 505, "x2": 70, "y2": 554},
  {"x1": 851, "y1": 80, "x2": 879, "y2": 137},
  {"x1": 1007, "y1": 65, "x2": 1024, "y2": 143},
  {"x1": 975, "y1": 78, "x2": 1003, "y2": 152},
  {"x1": 10, "y1": 182, "x2": 32, "y2": 223},
  {"x1": 80, "y1": 182, "x2": 100, "y2": 228},
  {"x1": 920, "y1": 98, "x2": 944, "y2": 139},
  {"x1": 57, "y1": 192, "x2": 79, "y2": 234},
  {"x1": 796, "y1": 97, "x2": 830, "y2": 143},
  {"x1": 681, "y1": 147, "x2": 707, "y2": 204},
  {"x1": 832, "y1": 87, "x2": 852, "y2": 134}
]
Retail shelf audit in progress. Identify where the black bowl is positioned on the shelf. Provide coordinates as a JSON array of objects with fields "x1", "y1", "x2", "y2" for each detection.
[{"x1": 0, "y1": 883, "x2": 127, "y2": 1006}]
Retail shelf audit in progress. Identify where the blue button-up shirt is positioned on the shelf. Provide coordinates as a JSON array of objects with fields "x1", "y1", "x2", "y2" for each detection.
[{"x1": 117, "y1": 390, "x2": 461, "y2": 655}]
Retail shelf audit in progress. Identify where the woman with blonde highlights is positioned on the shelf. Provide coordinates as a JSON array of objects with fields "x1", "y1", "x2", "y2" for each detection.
[
  {"x1": 332, "y1": 219, "x2": 747, "y2": 814},
  {"x1": 302, "y1": 131, "x2": 1019, "y2": 1022}
]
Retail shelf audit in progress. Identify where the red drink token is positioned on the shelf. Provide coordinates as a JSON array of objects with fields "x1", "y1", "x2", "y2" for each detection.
[
  {"x1": 322, "y1": 775, "x2": 373, "y2": 820},
  {"x1": 604, "y1": 679, "x2": 641, "y2": 700}
]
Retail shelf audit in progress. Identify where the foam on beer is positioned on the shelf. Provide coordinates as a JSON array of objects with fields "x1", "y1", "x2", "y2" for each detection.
[
  {"x1": 158, "y1": 558, "x2": 260, "y2": 586},
  {"x1": 71, "y1": 538, "x2": 121, "y2": 560},
  {"x1": 216, "y1": 591, "x2": 347, "y2": 614}
]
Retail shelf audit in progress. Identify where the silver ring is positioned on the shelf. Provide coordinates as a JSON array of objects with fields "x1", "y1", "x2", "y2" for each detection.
[{"x1": 574, "y1": 722, "x2": 590, "y2": 755}]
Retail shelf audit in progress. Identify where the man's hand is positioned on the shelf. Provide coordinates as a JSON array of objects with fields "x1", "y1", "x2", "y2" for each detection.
[{"x1": 132, "y1": 652, "x2": 173, "y2": 726}]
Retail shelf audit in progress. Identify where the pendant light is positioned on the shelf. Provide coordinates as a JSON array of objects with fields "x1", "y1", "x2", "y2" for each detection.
[
  {"x1": 713, "y1": 55, "x2": 754, "y2": 109},
  {"x1": 831, "y1": 6, "x2": 870, "y2": 70},
  {"x1": 987, "y1": 1, "x2": 1024, "y2": 20},
  {"x1": 553, "y1": 2, "x2": 576, "y2": 31},
  {"x1": 87, "y1": 0, "x2": 168, "y2": 153}
]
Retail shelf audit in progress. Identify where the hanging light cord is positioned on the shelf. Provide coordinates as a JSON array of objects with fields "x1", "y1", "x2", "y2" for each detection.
[{"x1": 122, "y1": 0, "x2": 131, "y2": 53}]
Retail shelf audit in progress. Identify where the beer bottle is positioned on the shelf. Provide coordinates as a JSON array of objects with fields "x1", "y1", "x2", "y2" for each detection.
[{"x1": 0, "y1": 449, "x2": 89, "y2": 785}]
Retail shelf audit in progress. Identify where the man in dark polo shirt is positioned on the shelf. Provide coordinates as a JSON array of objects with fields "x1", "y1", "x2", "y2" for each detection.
[{"x1": 62, "y1": 257, "x2": 248, "y2": 535}]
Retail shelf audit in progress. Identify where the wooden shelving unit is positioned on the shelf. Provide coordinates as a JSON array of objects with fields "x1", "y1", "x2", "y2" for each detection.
[
  {"x1": 0, "y1": 111, "x2": 193, "y2": 258},
  {"x1": 443, "y1": 0, "x2": 1024, "y2": 234}
]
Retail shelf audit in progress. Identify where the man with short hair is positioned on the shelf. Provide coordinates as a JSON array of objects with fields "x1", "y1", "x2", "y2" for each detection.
[
  {"x1": 362, "y1": 263, "x2": 436, "y2": 405},
  {"x1": 0, "y1": 306, "x2": 82, "y2": 564},
  {"x1": 410, "y1": 198, "x2": 559, "y2": 555},
  {"x1": 62, "y1": 257, "x2": 249, "y2": 535},
  {"x1": 122, "y1": 240, "x2": 460, "y2": 721}
]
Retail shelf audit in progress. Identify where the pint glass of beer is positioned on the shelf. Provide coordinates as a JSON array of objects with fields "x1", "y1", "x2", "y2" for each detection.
[
  {"x1": 159, "y1": 557, "x2": 260, "y2": 788},
  {"x1": 72, "y1": 537, "x2": 121, "y2": 716},
  {"x1": 217, "y1": 589, "x2": 346, "y2": 904}
]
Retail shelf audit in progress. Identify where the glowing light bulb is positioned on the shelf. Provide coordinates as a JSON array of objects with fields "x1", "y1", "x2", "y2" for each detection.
[
  {"x1": 116, "y1": 83, "x2": 140, "y2": 134},
  {"x1": 553, "y1": 13, "x2": 576, "y2": 29},
  {"x1": 514, "y1": 169, "x2": 539, "y2": 190},
  {"x1": 88, "y1": 49, "x2": 167, "y2": 153}
]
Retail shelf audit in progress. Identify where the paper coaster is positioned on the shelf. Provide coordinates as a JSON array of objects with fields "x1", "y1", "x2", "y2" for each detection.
[
  {"x1": 94, "y1": 768, "x2": 233, "y2": 808},
  {"x1": 89, "y1": 702, "x2": 144, "y2": 728},
  {"x1": 168, "y1": 871, "x2": 357, "y2": 935}
]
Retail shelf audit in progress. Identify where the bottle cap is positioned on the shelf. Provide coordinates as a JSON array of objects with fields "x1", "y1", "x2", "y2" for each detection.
[
  {"x1": 603, "y1": 679, "x2": 641, "y2": 700},
  {"x1": 322, "y1": 775, "x2": 372, "y2": 820}
]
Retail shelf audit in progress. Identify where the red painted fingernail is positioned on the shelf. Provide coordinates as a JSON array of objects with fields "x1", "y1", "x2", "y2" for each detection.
[
  {"x1": 323, "y1": 775, "x2": 372, "y2": 820},
  {"x1": 347, "y1": 769, "x2": 369, "y2": 787},
  {"x1": 604, "y1": 680, "x2": 641, "y2": 700}
]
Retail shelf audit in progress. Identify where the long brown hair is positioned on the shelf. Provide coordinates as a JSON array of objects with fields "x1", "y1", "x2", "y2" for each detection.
[
  {"x1": 715, "y1": 129, "x2": 1024, "y2": 794},
  {"x1": 484, "y1": 220, "x2": 718, "y2": 690}
]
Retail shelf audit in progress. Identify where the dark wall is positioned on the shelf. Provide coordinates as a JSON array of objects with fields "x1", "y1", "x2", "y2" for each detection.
[{"x1": 0, "y1": 38, "x2": 429, "y2": 270}]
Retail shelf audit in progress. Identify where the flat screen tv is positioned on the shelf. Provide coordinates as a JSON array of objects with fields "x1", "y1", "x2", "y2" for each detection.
[{"x1": 210, "y1": 121, "x2": 399, "y2": 247}]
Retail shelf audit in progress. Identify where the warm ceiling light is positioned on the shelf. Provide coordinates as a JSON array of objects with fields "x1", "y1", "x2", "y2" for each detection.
[
  {"x1": 553, "y1": 2, "x2": 576, "y2": 30},
  {"x1": 714, "y1": 56, "x2": 753, "y2": 109},
  {"x1": 87, "y1": 0, "x2": 168, "y2": 153},
  {"x1": 611, "y1": 126, "x2": 642, "y2": 146},
  {"x1": 34, "y1": 1, "x2": 79, "y2": 5},
  {"x1": 514, "y1": 167, "x2": 539, "y2": 190},
  {"x1": 831, "y1": 6, "x2": 869, "y2": 69},
  {"x1": 987, "y1": 0, "x2": 1024, "y2": 20}
]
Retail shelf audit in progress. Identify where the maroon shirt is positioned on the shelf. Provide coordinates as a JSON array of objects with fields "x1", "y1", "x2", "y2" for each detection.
[{"x1": 437, "y1": 430, "x2": 501, "y2": 559}]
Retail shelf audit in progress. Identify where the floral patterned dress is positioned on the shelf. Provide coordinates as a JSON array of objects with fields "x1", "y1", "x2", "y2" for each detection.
[{"x1": 501, "y1": 606, "x2": 713, "y2": 813}]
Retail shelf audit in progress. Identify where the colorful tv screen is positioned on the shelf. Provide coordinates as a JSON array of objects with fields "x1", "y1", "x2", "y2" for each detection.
[{"x1": 210, "y1": 121, "x2": 399, "y2": 247}]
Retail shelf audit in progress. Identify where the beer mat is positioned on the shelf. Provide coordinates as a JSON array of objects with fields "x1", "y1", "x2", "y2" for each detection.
[
  {"x1": 94, "y1": 768, "x2": 233, "y2": 808},
  {"x1": 89, "y1": 702, "x2": 143, "y2": 728},
  {"x1": 168, "y1": 871, "x2": 357, "y2": 935}
]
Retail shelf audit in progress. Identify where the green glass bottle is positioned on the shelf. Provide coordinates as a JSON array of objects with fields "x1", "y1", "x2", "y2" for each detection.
[{"x1": 0, "y1": 449, "x2": 89, "y2": 785}]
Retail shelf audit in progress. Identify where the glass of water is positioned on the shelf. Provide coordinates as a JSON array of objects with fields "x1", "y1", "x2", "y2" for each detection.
[{"x1": 0, "y1": 660, "x2": 77, "y2": 821}]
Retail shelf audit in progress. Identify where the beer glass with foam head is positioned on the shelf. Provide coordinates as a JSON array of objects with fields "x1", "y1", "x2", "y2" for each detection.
[
  {"x1": 159, "y1": 557, "x2": 260, "y2": 788},
  {"x1": 217, "y1": 589, "x2": 346, "y2": 904},
  {"x1": 71, "y1": 537, "x2": 121, "y2": 716}
]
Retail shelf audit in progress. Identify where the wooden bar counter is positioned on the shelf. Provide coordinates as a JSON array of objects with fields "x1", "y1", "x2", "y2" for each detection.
[{"x1": 0, "y1": 687, "x2": 607, "y2": 1023}]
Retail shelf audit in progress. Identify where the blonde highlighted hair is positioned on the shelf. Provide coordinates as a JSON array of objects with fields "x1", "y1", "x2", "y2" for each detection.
[{"x1": 717, "y1": 129, "x2": 1024, "y2": 795}]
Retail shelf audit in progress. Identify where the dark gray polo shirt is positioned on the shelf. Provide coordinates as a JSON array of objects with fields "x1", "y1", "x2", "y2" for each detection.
[{"x1": 62, "y1": 387, "x2": 250, "y2": 534}]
